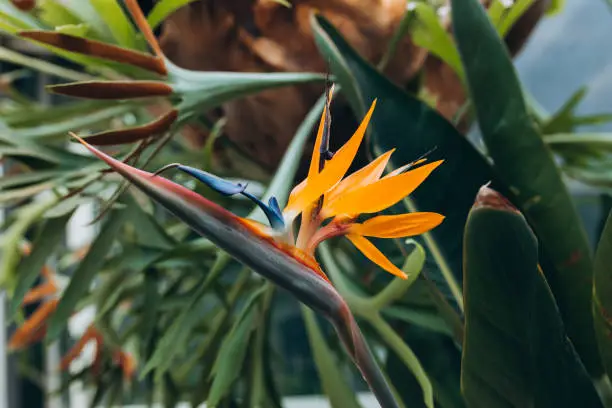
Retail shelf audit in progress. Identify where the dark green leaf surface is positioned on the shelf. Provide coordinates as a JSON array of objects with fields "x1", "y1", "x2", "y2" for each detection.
[
  {"x1": 594, "y1": 210, "x2": 612, "y2": 379},
  {"x1": 451, "y1": 0, "x2": 600, "y2": 375},
  {"x1": 462, "y1": 188, "x2": 602, "y2": 408},
  {"x1": 207, "y1": 285, "x2": 266, "y2": 407},
  {"x1": 47, "y1": 204, "x2": 132, "y2": 341}
]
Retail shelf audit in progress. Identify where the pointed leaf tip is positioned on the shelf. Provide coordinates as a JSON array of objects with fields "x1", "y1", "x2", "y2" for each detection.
[
  {"x1": 49, "y1": 81, "x2": 173, "y2": 100},
  {"x1": 82, "y1": 110, "x2": 178, "y2": 145},
  {"x1": 19, "y1": 31, "x2": 167, "y2": 76},
  {"x1": 473, "y1": 184, "x2": 519, "y2": 212}
]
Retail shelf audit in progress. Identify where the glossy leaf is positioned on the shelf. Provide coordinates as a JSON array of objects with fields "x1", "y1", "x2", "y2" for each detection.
[
  {"x1": 451, "y1": 0, "x2": 600, "y2": 375},
  {"x1": 594, "y1": 210, "x2": 612, "y2": 379},
  {"x1": 462, "y1": 186, "x2": 602, "y2": 408},
  {"x1": 47, "y1": 205, "x2": 132, "y2": 341}
]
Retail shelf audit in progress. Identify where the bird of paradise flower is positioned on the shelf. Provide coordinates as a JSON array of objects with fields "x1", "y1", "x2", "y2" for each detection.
[{"x1": 72, "y1": 90, "x2": 443, "y2": 408}]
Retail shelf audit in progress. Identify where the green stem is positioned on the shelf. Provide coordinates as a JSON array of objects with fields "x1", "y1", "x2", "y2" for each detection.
[
  {"x1": 319, "y1": 242, "x2": 434, "y2": 408},
  {"x1": 369, "y1": 314, "x2": 434, "y2": 408}
]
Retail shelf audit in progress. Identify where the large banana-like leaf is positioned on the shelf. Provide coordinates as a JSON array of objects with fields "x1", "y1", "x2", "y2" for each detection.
[
  {"x1": 451, "y1": 0, "x2": 600, "y2": 375},
  {"x1": 462, "y1": 186, "x2": 602, "y2": 408},
  {"x1": 594, "y1": 210, "x2": 612, "y2": 379}
]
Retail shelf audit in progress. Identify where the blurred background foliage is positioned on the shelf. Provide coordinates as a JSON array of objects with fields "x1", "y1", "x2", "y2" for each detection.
[{"x1": 1, "y1": 0, "x2": 612, "y2": 407}]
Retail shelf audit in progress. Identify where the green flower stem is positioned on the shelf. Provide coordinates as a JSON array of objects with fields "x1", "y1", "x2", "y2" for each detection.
[
  {"x1": 319, "y1": 242, "x2": 433, "y2": 408},
  {"x1": 370, "y1": 242, "x2": 426, "y2": 311}
]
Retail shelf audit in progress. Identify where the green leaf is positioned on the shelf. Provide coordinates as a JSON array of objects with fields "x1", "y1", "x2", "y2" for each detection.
[
  {"x1": 141, "y1": 254, "x2": 231, "y2": 377},
  {"x1": 169, "y1": 65, "x2": 325, "y2": 120},
  {"x1": 462, "y1": 186, "x2": 603, "y2": 408},
  {"x1": 451, "y1": 0, "x2": 600, "y2": 375},
  {"x1": 46, "y1": 0, "x2": 113, "y2": 42},
  {"x1": 38, "y1": 0, "x2": 82, "y2": 29},
  {"x1": 0, "y1": 3, "x2": 43, "y2": 31},
  {"x1": 0, "y1": 197, "x2": 60, "y2": 289},
  {"x1": 495, "y1": 0, "x2": 535, "y2": 37},
  {"x1": 90, "y1": 0, "x2": 138, "y2": 49},
  {"x1": 10, "y1": 211, "x2": 74, "y2": 317},
  {"x1": 545, "y1": 133, "x2": 612, "y2": 151},
  {"x1": 404, "y1": 2, "x2": 464, "y2": 79},
  {"x1": 0, "y1": 170, "x2": 62, "y2": 191},
  {"x1": 11, "y1": 104, "x2": 136, "y2": 140},
  {"x1": 125, "y1": 194, "x2": 176, "y2": 250},
  {"x1": 54, "y1": 23, "x2": 88, "y2": 37},
  {"x1": 311, "y1": 15, "x2": 502, "y2": 312},
  {"x1": 141, "y1": 268, "x2": 160, "y2": 358},
  {"x1": 147, "y1": 0, "x2": 201, "y2": 30},
  {"x1": 594, "y1": 210, "x2": 612, "y2": 380},
  {"x1": 302, "y1": 306, "x2": 362, "y2": 408},
  {"x1": 0, "y1": 45, "x2": 93, "y2": 81},
  {"x1": 46, "y1": 204, "x2": 133, "y2": 341},
  {"x1": 207, "y1": 285, "x2": 266, "y2": 407}
]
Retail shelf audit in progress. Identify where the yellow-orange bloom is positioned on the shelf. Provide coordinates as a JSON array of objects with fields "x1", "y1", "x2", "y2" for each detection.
[{"x1": 284, "y1": 95, "x2": 444, "y2": 278}]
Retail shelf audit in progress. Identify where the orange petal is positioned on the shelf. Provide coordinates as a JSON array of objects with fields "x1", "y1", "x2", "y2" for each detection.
[
  {"x1": 114, "y1": 350, "x2": 136, "y2": 380},
  {"x1": 241, "y1": 218, "x2": 277, "y2": 238},
  {"x1": 323, "y1": 149, "x2": 394, "y2": 208},
  {"x1": 22, "y1": 281, "x2": 58, "y2": 305},
  {"x1": 287, "y1": 102, "x2": 328, "y2": 206},
  {"x1": 60, "y1": 325, "x2": 98, "y2": 371},
  {"x1": 9, "y1": 299, "x2": 58, "y2": 350},
  {"x1": 346, "y1": 234, "x2": 407, "y2": 279},
  {"x1": 284, "y1": 100, "x2": 377, "y2": 218},
  {"x1": 351, "y1": 212, "x2": 444, "y2": 238},
  {"x1": 288, "y1": 87, "x2": 334, "y2": 206},
  {"x1": 322, "y1": 160, "x2": 443, "y2": 218}
]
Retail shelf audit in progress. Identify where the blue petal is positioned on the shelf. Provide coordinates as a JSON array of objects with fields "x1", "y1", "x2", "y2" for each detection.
[
  {"x1": 268, "y1": 197, "x2": 283, "y2": 219},
  {"x1": 177, "y1": 165, "x2": 246, "y2": 196},
  {"x1": 242, "y1": 191, "x2": 285, "y2": 230}
]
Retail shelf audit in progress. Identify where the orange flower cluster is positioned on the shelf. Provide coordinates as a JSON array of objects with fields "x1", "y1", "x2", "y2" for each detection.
[{"x1": 9, "y1": 245, "x2": 135, "y2": 380}]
